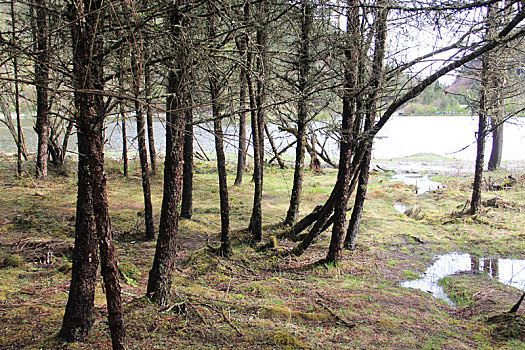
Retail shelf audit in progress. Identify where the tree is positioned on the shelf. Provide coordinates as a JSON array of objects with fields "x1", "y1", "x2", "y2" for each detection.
[
  {"x1": 147, "y1": 0, "x2": 189, "y2": 306},
  {"x1": 248, "y1": 0, "x2": 268, "y2": 242},
  {"x1": 60, "y1": 1, "x2": 125, "y2": 348},
  {"x1": 283, "y1": 0, "x2": 315, "y2": 227},
  {"x1": 33, "y1": 0, "x2": 50, "y2": 179},
  {"x1": 206, "y1": 0, "x2": 231, "y2": 255},
  {"x1": 288, "y1": 0, "x2": 525, "y2": 264}
]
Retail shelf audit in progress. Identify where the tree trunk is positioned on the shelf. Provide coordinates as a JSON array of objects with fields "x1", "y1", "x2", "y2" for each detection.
[
  {"x1": 471, "y1": 4, "x2": 497, "y2": 214},
  {"x1": 284, "y1": 0, "x2": 312, "y2": 226},
  {"x1": 345, "y1": 1, "x2": 388, "y2": 250},
  {"x1": 470, "y1": 99, "x2": 487, "y2": 214},
  {"x1": 133, "y1": 70, "x2": 155, "y2": 240},
  {"x1": 60, "y1": 2, "x2": 125, "y2": 348},
  {"x1": 488, "y1": 118, "x2": 503, "y2": 171},
  {"x1": 207, "y1": 6, "x2": 230, "y2": 255},
  {"x1": 120, "y1": 105, "x2": 128, "y2": 177},
  {"x1": 59, "y1": 131, "x2": 98, "y2": 342},
  {"x1": 145, "y1": 58, "x2": 157, "y2": 175},
  {"x1": 248, "y1": 0, "x2": 267, "y2": 242},
  {"x1": 147, "y1": 2, "x2": 187, "y2": 306},
  {"x1": 180, "y1": 103, "x2": 194, "y2": 219},
  {"x1": 10, "y1": 0, "x2": 24, "y2": 176},
  {"x1": 234, "y1": 35, "x2": 248, "y2": 185},
  {"x1": 325, "y1": 0, "x2": 360, "y2": 265},
  {"x1": 34, "y1": 0, "x2": 49, "y2": 179}
]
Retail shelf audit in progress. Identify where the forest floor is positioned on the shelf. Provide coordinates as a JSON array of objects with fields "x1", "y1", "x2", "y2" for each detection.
[{"x1": 0, "y1": 154, "x2": 524, "y2": 349}]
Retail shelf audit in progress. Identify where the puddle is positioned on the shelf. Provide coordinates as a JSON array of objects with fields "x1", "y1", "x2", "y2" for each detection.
[
  {"x1": 391, "y1": 173, "x2": 442, "y2": 194},
  {"x1": 401, "y1": 252, "x2": 525, "y2": 306},
  {"x1": 393, "y1": 202, "x2": 407, "y2": 214}
]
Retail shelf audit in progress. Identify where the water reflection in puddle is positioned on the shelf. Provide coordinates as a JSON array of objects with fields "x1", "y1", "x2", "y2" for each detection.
[
  {"x1": 391, "y1": 173, "x2": 442, "y2": 194},
  {"x1": 393, "y1": 202, "x2": 407, "y2": 214},
  {"x1": 401, "y1": 252, "x2": 525, "y2": 306}
]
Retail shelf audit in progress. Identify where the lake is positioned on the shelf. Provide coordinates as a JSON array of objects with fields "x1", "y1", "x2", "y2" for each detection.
[{"x1": 1, "y1": 115, "x2": 524, "y2": 170}]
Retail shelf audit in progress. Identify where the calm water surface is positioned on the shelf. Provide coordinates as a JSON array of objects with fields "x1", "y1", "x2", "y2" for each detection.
[{"x1": 1, "y1": 115, "x2": 524, "y2": 167}]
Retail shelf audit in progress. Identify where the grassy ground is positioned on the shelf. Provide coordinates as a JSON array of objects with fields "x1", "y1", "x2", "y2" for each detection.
[{"x1": 0, "y1": 154, "x2": 524, "y2": 349}]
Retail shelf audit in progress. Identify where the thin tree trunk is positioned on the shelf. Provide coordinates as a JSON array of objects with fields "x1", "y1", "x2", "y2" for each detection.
[
  {"x1": 132, "y1": 56, "x2": 155, "y2": 241},
  {"x1": 180, "y1": 103, "x2": 194, "y2": 219},
  {"x1": 265, "y1": 124, "x2": 285, "y2": 168},
  {"x1": 121, "y1": 106, "x2": 128, "y2": 177},
  {"x1": 248, "y1": 0, "x2": 267, "y2": 242},
  {"x1": 470, "y1": 100, "x2": 487, "y2": 214},
  {"x1": 146, "y1": 70, "x2": 186, "y2": 306},
  {"x1": 207, "y1": 5, "x2": 230, "y2": 255},
  {"x1": 471, "y1": 4, "x2": 497, "y2": 214},
  {"x1": 235, "y1": 35, "x2": 248, "y2": 185},
  {"x1": 10, "y1": 0, "x2": 24, "y2": 176},
  {"x1": 284, "y1": 0, "x2": 312, "y2": 226},
  {"x1": 145, "y1": 61, "x2": 157, "y2": 175},
  {"x1": 34, "y1": 0, "x2": 49, "y2": 179}
]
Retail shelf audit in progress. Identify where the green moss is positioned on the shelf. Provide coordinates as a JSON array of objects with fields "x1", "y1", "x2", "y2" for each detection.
[
  {"x1": 2, "y1": 254, "x2": 23, "y2": 268},
  {"x1": 402, "y1": 269, "x2": 421, "y2": 280},
  {"x1": 487, "y1": 313, "x2": 525, "y2": 341},
  {"x1": 291, "y1": 310, "x2": 330, "y2": 321},
  {"x1": 261, "y1": 305, "x2": 292, "y2": 318},
  {"x1": 267, "y1": 330, "x2": 306, "y2": 349},
  {"x1": 119, "y1": 261, "x2": 140, "y2": 286}
]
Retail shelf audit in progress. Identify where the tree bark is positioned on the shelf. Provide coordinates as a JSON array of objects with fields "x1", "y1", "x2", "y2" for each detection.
[
  {"x1": 60, "y1": 2, "x2": 125, "y2": 348},
  {"x1": 234, "y1": 34, "x2": 248, "y2": 185},
  {"x1": 471, "y1": 4, "x2": 497, "y2": 214},
  {"x1": 284, "y1": 0, "x2": 313, "y2": 226},
  {"x1": 248, "y1": 0, "x2": 267, "y2": 242},
  {"x1": 488, "y1": 116, "x2": 503, "y2": 171},
  {"x1": 325, "y1": 0, "x2": 360, "y2": 265},
  {"x1": 345, "y1": 1, "x2": 388, "y2": 250},
  {"x1": 34, "y1": 0, "x2": 49, "y2": 179},
  {"x1": 59, "y1": 131, "x2": 98, "y2": 342},
  {"x1": 147, "y1": 1, "x2": 187, "y2": 306},
  {"x1": 131, "y1": 68, "x2": 154, "y2": 241},
  {"x1": 180, "y1": 104, "x2": 194, "y2": 219}
]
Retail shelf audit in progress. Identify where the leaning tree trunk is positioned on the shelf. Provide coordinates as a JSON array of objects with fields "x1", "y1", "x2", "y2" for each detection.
[
  {"x1": 345, "y1": 1, "x2": 388, "y2": 250},
  {"x1": 61, "y1": 2, "x2": 125, "y2": 347},
  {"x1": 325, "y1": 0, "x2": 360, "y2": 265},
  {"x1": 34, "y1": 0, "x2": 49, "y2": 179},
  {"x1": 147, "y1": 2, "x2": 187, "y2": 306}
]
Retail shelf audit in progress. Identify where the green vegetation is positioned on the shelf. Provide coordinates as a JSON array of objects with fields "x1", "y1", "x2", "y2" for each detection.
[{"x1": 0, "y1": 155, "x2": 524, "y2": 349}]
